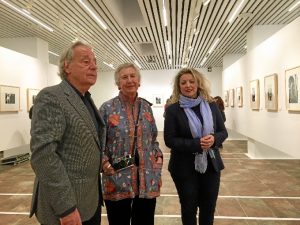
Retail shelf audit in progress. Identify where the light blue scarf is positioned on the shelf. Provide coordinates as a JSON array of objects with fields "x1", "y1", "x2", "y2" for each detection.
[{"x1": 179, "y1": 95, "x2": 214, "y2": 173}]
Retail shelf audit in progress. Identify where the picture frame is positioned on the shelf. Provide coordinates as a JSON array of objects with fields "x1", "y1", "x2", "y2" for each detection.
[
  {"x1": 224, "y1": 90, "x2": 229, "y2": 107},
  {"x1": 229, "y1": 89, "x2": 234, "y2": 107},
  {"x1": 285, "y1": 66, "x2": 300, "y2": 111},
  {"x1": 250, "y1": 79, "x2": 260, "y2": 110},
  {"x1": 0, "y1": 85, "x2": 20, "y2": 112},
  {"x1": 27, "y1": 88, "x2": 40, "y2": 111},
  {"x1": 152, "y1": 94, "x2": 163, "y2": 107},
  {"x1": 264, "y1": 74, "x2": 278, "y2": 111},
  {"x1": 236, "y1": 86, "x2": 243, "y2": 107}
]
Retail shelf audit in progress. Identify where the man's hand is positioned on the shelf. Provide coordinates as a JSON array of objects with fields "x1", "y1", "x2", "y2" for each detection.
[{"x1": 60, "y1": 208, "x2": 82, "y2": 225}]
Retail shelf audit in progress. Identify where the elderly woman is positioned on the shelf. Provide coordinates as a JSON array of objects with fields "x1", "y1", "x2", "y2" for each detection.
[
  {"x1": 164, "y1": 68, "x2": 227, "y2": 225},
  {"x1": 99, "y1": 63, "x2": 163, "y2": 225}
]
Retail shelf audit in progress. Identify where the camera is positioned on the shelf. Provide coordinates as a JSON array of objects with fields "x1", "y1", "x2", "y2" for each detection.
[{"x1": 111, "y1": 154, "x2": 135, "y2": 171}]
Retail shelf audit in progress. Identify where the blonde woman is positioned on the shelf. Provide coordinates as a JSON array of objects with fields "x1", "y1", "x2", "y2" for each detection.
[{"x1": 164, "y1": 68, "x2": 227, "y2": 225}]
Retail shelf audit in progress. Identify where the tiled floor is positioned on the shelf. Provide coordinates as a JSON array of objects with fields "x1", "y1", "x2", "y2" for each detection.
[{"x1": 0, "y1": 134, "x2": 299, "y2": 225}]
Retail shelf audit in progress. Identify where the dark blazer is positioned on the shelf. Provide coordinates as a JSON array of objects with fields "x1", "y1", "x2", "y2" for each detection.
[
  {"x1": 164, "y1": 101, "x2": 227, "y2": 174},
  {"x1": 30, "y1": 80, "x2": 105, "y2": 225}
]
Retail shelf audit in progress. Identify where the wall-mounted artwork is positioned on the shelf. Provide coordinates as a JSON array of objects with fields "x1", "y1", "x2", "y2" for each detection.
[
  {"x1": 264, "y1": 74, "x2": 278, "y2": 111},
  {"x1": 0, "y1": 85, "x2": 20, "y2": 112},
  {"x1": 224, "y1": 90, "x2": 229, "y2": 107},
  {"x1": 250, "y1": 79, "x2": 260, "y2": 110},
  {"x1": 285, "y1": 66, "x2": 300, "y2": 111},
  {"x1": 153, "y1": 94, "x2": 163, "y2": 107},
  {"x1": 27, "y1": 88, "x2": 40, "y2": 111},
  {"x1": 236, "y1": 86, "x2": 243, "y2": 107},
  {"x1": 229, "y1": 89, "x2": 234, "y2": 107}
]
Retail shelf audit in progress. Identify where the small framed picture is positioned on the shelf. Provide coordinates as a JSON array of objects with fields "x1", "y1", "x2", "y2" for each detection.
[
  {"x1": 153, "y1": 94, "x2": 163, "y2": 107},
  {"x1": 224, "y1": 90, "x2": 229, "y2": 107},
  {"x1": 27, "y1": 88, "x2": 40, "y2": 111},
  {"x1": 264, "y1": 74, "x2": 278, "y2": 111},
  {"x1": 250, "y1": 79, "x2": 260, "y2": 110},
  {"x1": 236, "y1": 86, "x2": 243, "y2": 107},
  {"x1": 229, "y1": 89, "x2": 234, "y2": 107},
  {"x1": 285, "y1": 66, "x2": 300, "y2": 111},
  {"x1": 0, "y1": 85, "x2": 20, "y2": 112}
]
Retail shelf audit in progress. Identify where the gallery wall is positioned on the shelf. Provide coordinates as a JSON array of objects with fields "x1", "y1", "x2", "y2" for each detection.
[
  {"x1": 0, "y1": 46, "x2": 60, "y2": 151},
  {"x1": 223, "y1": 16, "x2": 300, "y2": 159}
]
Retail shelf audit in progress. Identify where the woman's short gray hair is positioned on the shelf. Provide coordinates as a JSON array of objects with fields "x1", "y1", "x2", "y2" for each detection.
[
  {"x1": 114, "y1": 63, "x2": 141, "y2": 86},
  {"x1": 58, "y1": 41, "x2": 91, "y2": 80}
]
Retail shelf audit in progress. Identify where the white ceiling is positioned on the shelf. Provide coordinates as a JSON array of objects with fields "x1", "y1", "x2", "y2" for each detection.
[{"x1": 0, "y1": 0, "x2": 300, "y2": 71}]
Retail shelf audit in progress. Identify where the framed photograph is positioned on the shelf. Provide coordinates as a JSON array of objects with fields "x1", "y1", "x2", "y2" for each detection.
[
  {"x1": 153, "y1": 94, "x2": 163, "y2": 107},
  {"x1": 236, "y1": 86, "x2": 243, "y2": 107},
  {"x1": 0, "y1": 85, "x2": 20, "y2": 112},
  {"x1": 250, "y1": 79, "x2": 260, "y2": 110},
  {"x1": 264, "y1": 74, "x2": 278, "y2": 111},
  {"x1": 27, "y1": 88, "x2": 40, "y2": 111},
  {"x1": 229, "y1": 89, "x2": 234, "y2": 107},
  {"x1": 285, "y1": 66, "x2": 300, "y2": 111},
  {"x1": 224, "y1": 90, "x2": 229, "y2": 107}
]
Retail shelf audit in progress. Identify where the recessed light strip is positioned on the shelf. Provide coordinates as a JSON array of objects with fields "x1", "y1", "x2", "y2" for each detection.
[
  {"x1": 162, "y1": 0, "x2": 167, "y2": 27},
  {"x1": 103, "y1": 61, "x2": 115, "y2": 69},
  {"x1": 79, "y1": 0, "x2": 107, "y2": 30},
  {"x1": 1, "y1": 0, "x2": 53, "y2": 32},
  {"x1": 288, "y1": 0, "x2": 300, "y2": 11},
  {"x1": 134, "y1": 60, "x2": 142, "y2": 69},
  {"x1": 203, "y1": 0, "x2": 211, "y2": 6},
  {"x1": 117, "y1": 42, "x2": 131, "y2": 57},
  {"x1": 48, "y1": 51, "x2": 59, "y2": 57},
  {"x1": 228, "y1": 0, "x2": 246, "y2": 23},
  {"x1": 208, "y1": 38, "x2": 220, "y2": 54}
]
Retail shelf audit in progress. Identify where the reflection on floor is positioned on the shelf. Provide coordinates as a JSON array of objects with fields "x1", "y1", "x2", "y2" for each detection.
[{"x1": 0, "y1": 134, "x2": 300, "y2": 225}]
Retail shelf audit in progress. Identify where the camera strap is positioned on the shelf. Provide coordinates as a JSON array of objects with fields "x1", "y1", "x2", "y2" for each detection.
[{"x1": 132, "y1": 101, "x2": 141, "y2": 166}]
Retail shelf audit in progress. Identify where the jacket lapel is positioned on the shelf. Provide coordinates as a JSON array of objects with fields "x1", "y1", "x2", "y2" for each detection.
[{"x1": 60, "y1": 81, "x2": 101, "y2": 148}]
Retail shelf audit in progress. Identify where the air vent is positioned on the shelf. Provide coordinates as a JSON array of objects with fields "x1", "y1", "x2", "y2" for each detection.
[
  {"x1": 132, "y1": 42, "x2": 157, "y2": 56},
  {"x1": 103, "y1": 0, "x2": 146, "y2": 27}
]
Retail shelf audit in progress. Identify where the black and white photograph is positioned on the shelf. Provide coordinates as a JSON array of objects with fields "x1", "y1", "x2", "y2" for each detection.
[
  {"x1": 27, "y1": 89, "x2": 40, "y2": 112},
  {"x1": 250, "y1": 79, "x2": 260, "y2": 110},
  {"x1": 0, "y1": 85, "x2": 20, "y2": 112},
  {"x1": 236, "y1": 86, "x2": 243, "y2": 107},
  {"x1": 264, "y1": 74, "x2": 278, "y2": 111},
  {"x1": 285, "y1": 66, "x2": 300, "y2": 111}
]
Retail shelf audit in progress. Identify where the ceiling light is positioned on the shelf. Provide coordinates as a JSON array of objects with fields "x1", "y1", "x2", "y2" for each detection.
[
  {"x1": 48, "y1": 51, "x2": 59, "y2": 57},
  {"x1": 288, "y1": 0, "x2": 300, "y2": 11},
  {"x1": 79, "y1": 0, "x2": 107, "y2": 30},
  {"x1": 134, "y1": 60, "x2": 142, "y2": 69},
  {"x1": 168, "y1": 58, "x2": 172, "y2": 65},
  {"x1": 203, "y1": 0, "x2": 211, "y2": 6},
  {"x1": 208, "y1": 38, "x2": 220, "y2": 54},
  {"x1": 117, "y1": 42, "x2": 131, "y2": 57},
  {"x1": 103, "y1": 61, "x2": 115, "y2": 69},
  {"x1": 166, "y1": 40, "x2": 171, "y2": 56},
  {"x1": 1, "y1": 0, "x2": 53, "y2": 32},
  {"x1": 228, "y1": 0, "x2": 246, "y2": 23},
  {"x1": 163, "y1": 7, "x2": 167, "y2": 27},
  {"x1": 200, "y1": 57, "x2": 207, "y2": 66}
]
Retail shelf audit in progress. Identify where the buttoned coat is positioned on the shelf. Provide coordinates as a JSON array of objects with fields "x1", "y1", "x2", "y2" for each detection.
[
  {"x1": 30, "y1": 80, "x2": 105, "y2": 225},
  {"x1": 164, "y1": 101, "x2": 227, "y2": 174}
]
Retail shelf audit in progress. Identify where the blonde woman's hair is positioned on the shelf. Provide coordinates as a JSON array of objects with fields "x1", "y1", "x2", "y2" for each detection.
[
  {"x1": 114, "y1": 63, "x2": 141, "y2": 87},
  {"x1": 170, "y1": 68, "x2": 213, "y2": 103}
]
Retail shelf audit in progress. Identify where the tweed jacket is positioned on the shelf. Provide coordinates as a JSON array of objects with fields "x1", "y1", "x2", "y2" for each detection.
[
  {"x1": 30, "y1": 80, "x2": 105, "y2": 225},
  {"x1": 164, "y1": 101, "x2": 227, "y2": 175},
  {"x1": 99, "y1": 94, "x2": 163, "y2": 200}
]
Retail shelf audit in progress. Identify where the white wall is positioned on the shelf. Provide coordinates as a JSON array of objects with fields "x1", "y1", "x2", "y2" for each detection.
[
  {"x1": 223, "y1": 17, "x2": 300, "y2": 159},
  {"x1": 91, "y1": 67, "x2": 223, "y2": 131},
  {"x1": 0, "y1": 47, "x2": 59, "y2": 151}
]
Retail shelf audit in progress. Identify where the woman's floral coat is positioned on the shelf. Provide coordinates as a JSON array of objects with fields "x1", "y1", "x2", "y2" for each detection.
[{"x1": 99, "y1": 93, "x2": 163, "y2": 201}]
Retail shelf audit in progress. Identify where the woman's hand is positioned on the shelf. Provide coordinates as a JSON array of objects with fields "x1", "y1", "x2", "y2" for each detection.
[
  {"x1": 102, "y1": 161, "x2": 115, "y2": 175},
  {"x1": 153, "y1": 156, "x2": 163, "y2": 169},
  {"x1": 200, "y1": 134, "x2": 215, "y2": 151}
]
